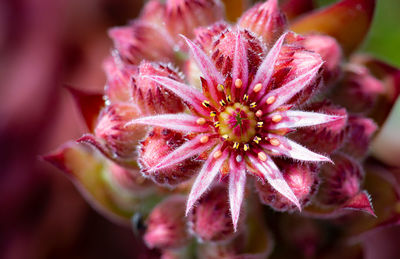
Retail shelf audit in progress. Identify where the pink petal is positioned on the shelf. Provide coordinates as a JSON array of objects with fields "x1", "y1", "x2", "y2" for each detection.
[
  {"x1": 263, "y1": 136, "x2": 332, "y2": 162},
  {"x1": 231, "y1": 30, "x2": 248, "y2": 101},
  {"x1": 248, "y1": 32, "x2": 287, "y2": 100},
  {"x1": 341, "y1": 190, "x2": 376, "y2": 217},
  {"x1": 269, "y1": 110, "x2": 345, "y2": 129},
  {"x1": 228, "y1": 154, "x2": 246, "y2": 231},
  {"x1": 186, "y1": 146, "x2": 227, "y2": 215},
  {"x1": 143, "y1": 75, "x2": 210, "y2": 116},
  {"x1": 262, "y1": 60, "x2": 323, "y2": 112},
  {"x1": 127, "y1": 113, "x2": 210, "y2": 133},
  {"x1": 149, "y1": 134, "x2": 217, "y2": 172},
  {"x1": 182, "y1": 35, "x2": 224, "y2": 102},
  {"x1": 248, "y1": 154, "x2": 300, "y2": 210}
]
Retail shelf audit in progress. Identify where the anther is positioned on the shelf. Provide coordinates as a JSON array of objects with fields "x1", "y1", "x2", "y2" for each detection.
[
  {"x1": 196, "y1": 118, "x2": 206, "y2": 125},
  {"x1": 210, "y1": 111, "x2": 216, "y2": 117},
  {"x1": 217, "y1": 84, "x2": 224, "y2": 92},
  {"x1": 257, "y1": 121, "x2": 264, "y2": 127},
  {"x1": 253, "y1": 136, "x2": 261, "y2": 144},
  {"x1": 202, "y1": 100, "x2": 210, "y2": 107},
  {"x1": 222, "y1": 134, "x2": 229, "y2": 140},
  {"x1": 233, "y1": 142, "x2": 239, "y2": 149},
  {"x1": 226, "y1": 95, "x2": 231, "y2": 102},
  {"x1": 266, "y1": 96, "x2": 276, "y2": 105},
  {"x1": 250, "y1": 102, "x2": 257, "y2": 108},
  {"x1": 243, "y1": 94, "x2": 248, "y2": 101},
  {"x1": 200, "y1": 135, "x2": 209, "y2": 144},
  {"x1": 213, "y1": 150, "x2": 222, "y2": 159},
  {"x1": 219, "y1": 100, "x2": 226, "y2": 106},
  {"x1": 271, "y1": 114, "x2": 282, "y2": 123},
  {"x1": 270, "y1": 138, "x2": 280, "y2": 146},
  {"x1": 256, "y1": 110, "x2": 263, "y2": 117},
  {"x1": 235, "y1": 79, "x2": 242, "y2": 88},
  {"x1": 258, "y1": 152, "x2": 267, "y2": 162},
  {"x1": 214, "y1": 121, "x2": 220, "y2": 128},
  {"x1": 253, "y1": 83, "x2": 262, "y2": 93},
  {"x1": 243, "y1": 144, "x2": 249, "y2": 151}
]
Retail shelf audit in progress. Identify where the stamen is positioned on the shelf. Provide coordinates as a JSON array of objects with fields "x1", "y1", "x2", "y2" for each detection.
[
  {"x1": 214, "y1": 121, "x2": 220, "y2": 128},
  {"x1": 196, "y1": 118, "x2": 206, "y2": 125},
  {"x1": 243, "y1": 94, "x2": 248, "y2": 101},
  {"x1": 250, "y1": 102, "x2": 257, "y2": 108},
  {"x1": 233, "y1": 142, "x2": 239, "y2": 149},
  {"x1": 222, "y1": 134, "x2": 229, "y2": 140},
  {"x1": 253, "y1": 83, "x2": 262, "y2": 93},
  {"x1": 271, "y1": 114, "x2": 282, "y2": 123},
  {"x1": 200, "y1": 135, "x2": 209, "y2": 144},
  {"x1": 255, "y1": 110, "x2": 263, "y2": 117},
  {"x1": 219, "y1": 100, "x2": 226, "y2": 106},
  {"x1": 213, "y1": 150, "x2": 222, "y2": 159},
  {"x1": 266, "y1": 96, "x2": 276, "y2": 105},
  {"x1": 226, "y1": 95, "x2": 231, "y2": 102},
  {"x1": 217, "y1": 84, "x2": 224, "y2": 92},
  {"x1": 253, "y1": 136, "x2": 261, "y2": 144},
  {"x1": 258, "y1": 151, "x2": 267, "y2": 162},
  {"x1": 210, "y1": 111, "x2": 216, "y2": 117},
  {"x1": 235, "y1": 79, "x2": 242, "y2": 88},
  {"x1": 270, "y1": 138, "x2": 280, "y2": 146},
  {"x1": 243, "y1": 144, "x2": 249, "y2": 151},
  {"x1": 202, "y1": 100, "x2": 210, "y2": 107},
  {"x1": 257, "y1": 121, "x2": 264, "y2": 127}
]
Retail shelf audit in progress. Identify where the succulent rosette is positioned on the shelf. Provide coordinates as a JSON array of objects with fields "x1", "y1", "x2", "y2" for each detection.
[{"x1": 45, "y1": 0, "x2": 400, "y2": 257}]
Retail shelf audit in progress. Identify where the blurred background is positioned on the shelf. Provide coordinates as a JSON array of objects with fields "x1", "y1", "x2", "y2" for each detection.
[{"x1": 0, "y1": 0, "x2": 399, "y2": 258}]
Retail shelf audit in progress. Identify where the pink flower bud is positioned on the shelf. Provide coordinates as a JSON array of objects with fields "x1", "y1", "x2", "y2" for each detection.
[
  {"x1": 318, "y1": 153, "x2": 364, "y2": 206},
  {"x1": 239, "y1": 0, "x2": 287, "y2": 47},
  {"x1": 291, "y1": 101, "x2": 348, "y2": 155},
  {"x1": 301, "y1": 34, "x2": 342, "y2": 84},
  {"x1": 342, "y1": 115, "x2": 377, "y2": 159},
  {"x1": 140, "y1": 0, "x2": 166, "y2": 27},
  {"x1": 188, "y1": 185, "x2": 239, "y2": 242},
  {"x1": 139, "y1": 128, "x2": 200, "y2": 186},
  {"x1": 134, "y1": 61, "x2": 185, "y2": 114},
  {"x1": 109, "y1": 22, "x2": 175, "y2": 65},
  {"x1": 94, "y1": 103, "x2": 146, "y2": 160},
  {"x1": 256, "y1": 162, "x2": 319, "y2": 211},
  {"x1": 144, "y1": 196, "x2": 189, "y2": 249},
  {"x1": 165, "y1": 0, "x2": 224, "y2": 40}
]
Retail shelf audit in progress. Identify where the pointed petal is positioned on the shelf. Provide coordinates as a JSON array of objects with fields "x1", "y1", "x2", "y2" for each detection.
[
  {"x1": 231, "y1": 31, "x2": 248, "y2": 101},
  {"x1": 248, "y1": 154, "x2": 301, "y2": 210},
  {"x1": 229, "y1": 155, "x2": 246, "y2": 231},
  {"x1": 262, "y1": 61, "x2": 323, "y2": 112},
  {"x1": 248, "y1": 32, "x2": 287, "y2": 100},
  {"x1": 263, "y1": 136, "x2": 332, "y2": 162},
  {"x1": 149, "y1": 134, "x2": 216, "y2": 172},
  {"x1": 144, "y1": 75, "x2": 210, "y2": 116},
  {"x1": 186, "y1": 146, "x2": 227, "y2": 215},
  {"x1": 65, "y1": 86, "x2": 104, "y2": 132},
  {"x1": 182, "y1": 35, "x2": 224, "y2": 102},
  {"x1": 127, "y1": 113, "x2": 209, "y2": 133},
  {"x1": 342, "y1": 191, "x2": 376, "y2": 217},
  {"x1": 290, "y1": 0, "x2": 376, "y2": 55},
  {"x1": 270, "y1": 110, "x2": 345, "y2": 129}
]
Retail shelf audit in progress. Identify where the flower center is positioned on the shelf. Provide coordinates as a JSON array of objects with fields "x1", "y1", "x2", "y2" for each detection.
[{"x1": 218, "y1": 103, "x2": 256, "y2": 143}]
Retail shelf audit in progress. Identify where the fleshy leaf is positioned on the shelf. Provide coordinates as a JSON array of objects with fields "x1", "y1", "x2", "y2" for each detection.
[
  {"x1": 65, "y1": 86, "x2": 103, "y2": 132},
  {"x1": 186, "y1": 146, "x2": 227, "y2": 215},
  {"x1": 229, "y1": 154, "x2": 247, "y2": 231},
  {"x1": 290, "y1": 0, "x2": 376, "y2": 55},
  {"x1": 281, "y1": 0, "x2": 315, "y2": 20},
  {"x1": 342, "y1": 191, "x2": 376, "y2": 217}
]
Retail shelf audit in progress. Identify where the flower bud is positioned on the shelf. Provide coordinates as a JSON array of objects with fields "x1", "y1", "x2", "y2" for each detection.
[
  {"x1": 318, "y1": 153, "x2": 364, "y2": 206},
  {"x1": 290, "y1": 101, "x2": 348, "y2": 155},
  {"x1": 256, "y1": 162, "x2": 319, "y2": 212},
  {"x1": 188, "y1": 185, "x2": 238, "y2": 242},
  {"x1": 134, "y1": 61, "x2": 185, "y2": 114},
  {"x1": 144, "y1": 195, "x2": 189, "y2": 249},
  {"x1": 301, "y1": 34, "x2": 342, "y2": 84},
  {"x1": 139, "y1": 128, "x2": 200, "y2": 186},
  {"x1": 165, "y1": 0, "x2": 224, "y2": 40},
  {"x1": 239, "y1": 0, "x2": 287, "y2": 47},
  {"x1": 94, "y1": 103, "x2": 146, "y2": 160},
  {"x1": 140, "y1": 0, "x2": 166, "y2": 27},
  {"x1": 109, "y1": 22, "x2": 175, "y2": 65}
]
